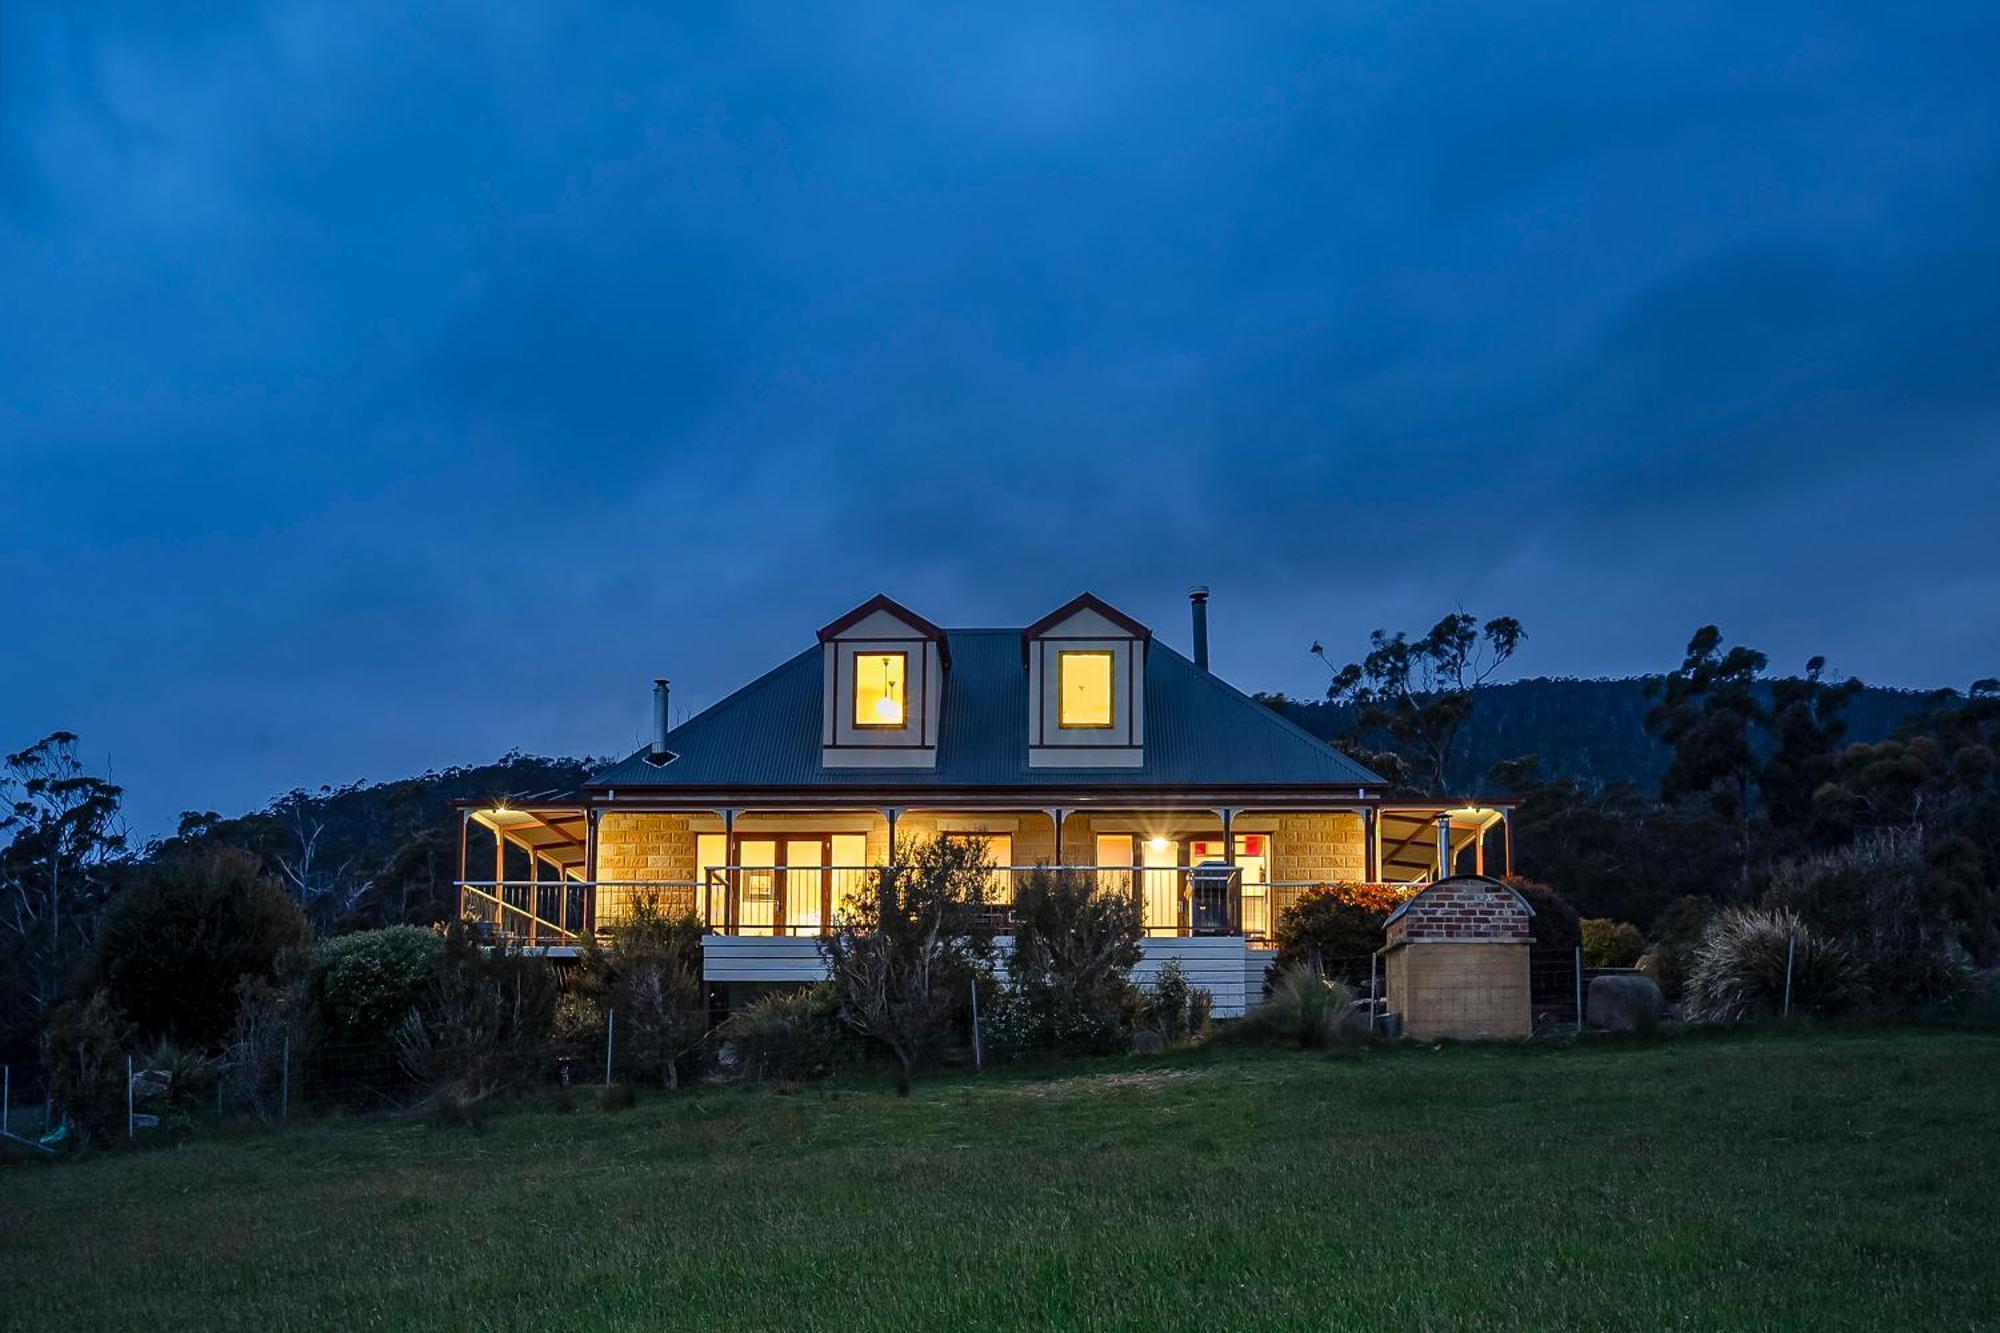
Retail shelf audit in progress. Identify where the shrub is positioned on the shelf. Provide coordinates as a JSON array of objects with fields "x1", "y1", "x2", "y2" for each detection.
[
  {"x1": 823, "y1": 836, "x2": 997, "y2": 1093},
  {"x1": 395, "y1": 925, "x2": 560, "y2": 1113},
  {"x1": 722, "y1": 984, "x2": 853, "y2": 1082},
  {"x1": 138, "y1": 1039, "x2": 219, "y2": 1110},
  {"x1": 42, "y1": 991, "x2": 136, "y2": 1146},
  {"x1": 997, "y1": 867, "x2": 1144, "y2": 1056},
  {"x1": 91, "y1": 848, "x2": 310, "y2": 1048},
  {"x1": 1272, "y1": 885, "x2": 1389, "y2": 984},
  {"x1": 1505, "y1": 876, "x2": 1582, "y2": 951},
  {"x1": 1581, "y1": 918, "x2": 1645, "y2": 969},
  {"x1": 221, "y1": 976, "x2": 297, "y2": 1122},
  {"x1": 309, "y1": 926, "x2": 445, "y2": 1041},
  {"x1": 1144, "y1": 958, "x2": 1213, "y2": 1045},
  {"x1": 573, "y1": 897, "x2": 707, "y2": 1089},
  {"x1": 1242, "y1": 966, "x2": 1354, "y2": 1049},
  {"x1": 1684, "y1": 907, "x2": 1868, "y2": 1022},
  {"x1": 1640, "y1": 895, "x2": 1712, "y2": 1003}
]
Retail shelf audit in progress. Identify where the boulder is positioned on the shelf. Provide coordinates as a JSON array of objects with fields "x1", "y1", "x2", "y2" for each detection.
[{"x1": 1587, "y1": 974, "x2": 1664, "y2": 1032}]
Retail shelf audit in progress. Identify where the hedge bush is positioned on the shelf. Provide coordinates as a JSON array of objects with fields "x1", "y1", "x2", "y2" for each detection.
[
  {"x1": 996, "y1": 868, "x2": 1144, "y2": 1056},
  {"x1": 309, "y1": 926, "x2": 445, "y2": 1041},
  {"x1": 92, "y1": 848, "x2": 309, "y2": 1048},
  {"x1": 1581, "y1": 918, "x2": 1645, "y2": 969},
  {"x1": 1272, "y1": 885, "x2": 1388, "y2": 984}
]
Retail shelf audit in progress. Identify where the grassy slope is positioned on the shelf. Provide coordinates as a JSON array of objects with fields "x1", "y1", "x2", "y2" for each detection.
[{"x1": 2, "y1": 1031, "x2": 1995, "y2": 1332}]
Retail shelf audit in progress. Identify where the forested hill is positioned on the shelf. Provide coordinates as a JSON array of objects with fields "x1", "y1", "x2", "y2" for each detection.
[{"x1": 1261, "y1": 676, "x2": 1937, "y2": 795}]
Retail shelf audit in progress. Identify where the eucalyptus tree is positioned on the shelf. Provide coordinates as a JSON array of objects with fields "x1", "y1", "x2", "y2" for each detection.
[
  {"x1": 1645, "y1": 627, "x2": 1768, "y2": 886},
  {"x1": 1314, "y1": 611, "x2": 1525, "y2": 796},
  {"x1": 0, "y1": 732, "x2": 128, "y2": 1050}
]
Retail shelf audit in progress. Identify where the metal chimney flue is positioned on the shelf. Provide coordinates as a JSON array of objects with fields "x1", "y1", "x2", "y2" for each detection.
[
  {"x1": 1188, "y1": 586, "x2": 1210, "y2": 670},
  {"x1": 651, "y1": 678, "x2": 671, "y2": 755}
]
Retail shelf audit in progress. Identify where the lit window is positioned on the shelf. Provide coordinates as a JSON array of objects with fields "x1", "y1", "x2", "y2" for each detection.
[
  {"x1": 1058, "y1": 651, "x2": 1114, "y2": 727},
  {"x1": 853, "y1": 652, "x2": 907, "y2": 727}
]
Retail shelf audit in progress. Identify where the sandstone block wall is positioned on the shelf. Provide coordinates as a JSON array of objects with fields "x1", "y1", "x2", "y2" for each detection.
[{"x1": 1384, "y1": 941, "x2": 1531, "y2": 1039}]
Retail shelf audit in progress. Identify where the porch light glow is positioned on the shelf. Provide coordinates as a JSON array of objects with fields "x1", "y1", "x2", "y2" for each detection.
[{"x1": 1147, "y1": 836, "x2": 1171, "y2": 854}]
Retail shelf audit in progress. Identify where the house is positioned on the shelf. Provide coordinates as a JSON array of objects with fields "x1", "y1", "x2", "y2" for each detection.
[{"x1": 454, "y1": 590, "x2": 1514, "y2": 1016}]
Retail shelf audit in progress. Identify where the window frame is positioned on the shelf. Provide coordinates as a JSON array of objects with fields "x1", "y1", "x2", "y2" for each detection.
[
  {"x1": 1056, "y1": 649, "x2": 1116, "y2": 729},
  {"x1": 851, "y1": 649, "x2": 910, "y2": 730}
]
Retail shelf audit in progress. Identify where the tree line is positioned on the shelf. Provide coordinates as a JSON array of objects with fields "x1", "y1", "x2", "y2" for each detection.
[{"x1": 1290, "y1": 613, "x2": 1998, "y2": 963}]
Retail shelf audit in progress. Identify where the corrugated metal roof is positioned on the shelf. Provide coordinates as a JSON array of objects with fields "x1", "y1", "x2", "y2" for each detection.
[{"x1": 586, "y1": 629, "x2": 1383, "y2": 791}]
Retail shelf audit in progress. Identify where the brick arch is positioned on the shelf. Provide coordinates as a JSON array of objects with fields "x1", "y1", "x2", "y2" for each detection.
[{"x1": 1383, "y1": 875, "x2": 1533, "y2": 945}]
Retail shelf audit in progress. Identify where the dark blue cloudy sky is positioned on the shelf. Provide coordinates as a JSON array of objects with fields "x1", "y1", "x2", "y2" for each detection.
[{"x1": 4, "y1": 2, "x2": 1997, "y2": 835}]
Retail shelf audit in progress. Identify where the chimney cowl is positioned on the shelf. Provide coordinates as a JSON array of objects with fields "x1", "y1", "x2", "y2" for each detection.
[
  {"x1": 650, "y1": 678, "x2": 671, "y2": 756},
  {"x1": 1188, "y1": 586, "x2": 1210, "y2": 670}
]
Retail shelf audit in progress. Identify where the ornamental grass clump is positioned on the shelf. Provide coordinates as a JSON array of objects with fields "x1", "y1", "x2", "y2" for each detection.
[
  {"x1": 1684, "y1": 906, "x2": 1867, "y2": 1022},
  {"x1": 1243, "y1": 965, "x2": 1355, "y2": 1049}
]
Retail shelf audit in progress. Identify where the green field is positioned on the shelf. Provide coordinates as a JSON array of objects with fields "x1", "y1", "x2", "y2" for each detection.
[{"x1": 3, "y1": 1030, "x2": 1996, "y2": 1331}]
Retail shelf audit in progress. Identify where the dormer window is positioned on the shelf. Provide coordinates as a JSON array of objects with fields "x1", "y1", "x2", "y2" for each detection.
[
  {"x1": 853, "y1": 652, "x2": 907, "y2": 728},
  {"x1": 1058, "y1": 651, "x2": 1114, "y2": 727},
  {"x1": 818, "y1": 595, "x2": 947, "y2": 768},
  {"x1": 1023, "y1": 592, "x2": 1149, "y2": 768}
]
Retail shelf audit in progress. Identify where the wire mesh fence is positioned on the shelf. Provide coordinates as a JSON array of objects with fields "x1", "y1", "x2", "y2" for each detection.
[
  {"x1": 0, "y1": 1002, "x2": 702, "y2": 1154},
  {"x1": 6, "y1": 936, "x2": 1990, "y2": 1159}
]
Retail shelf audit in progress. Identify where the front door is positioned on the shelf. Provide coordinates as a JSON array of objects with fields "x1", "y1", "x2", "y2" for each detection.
[
  {"x1": 725, "y1": 833, "x2": 871, "y2": 935},
  {"x1": 783, "y1": 838, "x2": 825, "y2": 935}
]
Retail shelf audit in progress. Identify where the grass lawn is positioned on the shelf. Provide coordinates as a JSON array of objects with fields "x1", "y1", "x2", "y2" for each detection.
[{"x1": 2, "y1": 1029, "x2": 1996, "y2": 1331}]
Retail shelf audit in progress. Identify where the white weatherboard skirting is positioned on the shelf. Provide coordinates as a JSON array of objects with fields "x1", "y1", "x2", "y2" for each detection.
[{"x1": 703, "y1": 934, "x2": 1258, "y2": 1017}]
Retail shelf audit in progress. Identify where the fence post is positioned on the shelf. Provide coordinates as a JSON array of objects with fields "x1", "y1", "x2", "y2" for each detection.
[
  {"x1": 280, "y1": 1035, "x2": 291, "y2": 1122},
  {"x1": 3, "y1": 1064, "x2": 9, "y2": 1138},
  {"x1": 604, "y1": 1008, "x2": 616, "y2": 1086},
  {"x1": 127, "y1": 1054, "x2": 135, "y2": 1141},
  {"x1": 1574, "y1": 946, "x2": 1585, "y2": 1034},
  {"x1": 1783, "y1": 935, "x2": 1796, "y2": 1018},
  {"x1": 1368, "y1": 953, "x2": 1379, "y2": 1035}
]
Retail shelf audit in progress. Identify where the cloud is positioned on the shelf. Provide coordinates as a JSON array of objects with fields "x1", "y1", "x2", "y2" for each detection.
[{"x1": 1, "y1": 0, "x2": 1996, "y2": 834}]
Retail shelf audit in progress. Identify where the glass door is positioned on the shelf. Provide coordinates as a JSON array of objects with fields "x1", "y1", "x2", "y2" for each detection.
[
  {"x1": 736, "y1": 838, "x2": 778, "y2": 935},
  {"x1": 1095, "y1": 834, "x2": 1134, "y2": 911},
  {"x1": 830, "y1": 833, "x2": 870, "y2": 924},
  {"x1": 784, "y1": 838, "x2": 826, "y2": 935}
]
